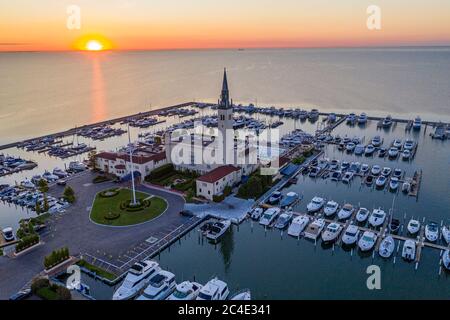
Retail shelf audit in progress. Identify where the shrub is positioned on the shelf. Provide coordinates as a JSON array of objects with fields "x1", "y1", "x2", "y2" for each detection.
[
  {"x1": 38, "y1": 179, "x2": 49, "y2": 193},
  {"x1": 55, "y1": 286, "x2": 72, "y2": 300},
  {"x1": 31, "y1": 277, "x2": 50, "y2": 294},
  {"x1": 63, "y1": 186, "x2": 76, "y2": 203},
  {"x1": 104, "y1": 212, "x2": 120, "y2": 220},
  {"x1": 213, "y1": 194, "x2": 225, "y2": 203},
  {"x1": 15, "y1": 234, "x2": 40, "y2": 253},
  {"x1": 99, "y1": 188, "x2": 119, "y2": 198},
  {"x1": 292, "y1": 156, "x2": 306, "y2": 165},
  {"x1": 44, "y1": 247, "x2": 70, "y2": 270},
  {"x1": 93, "y1": 175, "x2": 110, "y2": 184},
  {"x1": 146, "y1": 163, "x2": 174, "y2": 181},
  {"x1": 223, "y1": 185, "x2": 232, "y2": 196}
]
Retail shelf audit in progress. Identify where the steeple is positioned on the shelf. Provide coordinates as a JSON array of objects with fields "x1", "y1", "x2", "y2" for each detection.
[{"x1": 218, "y1": 68, "x2": 231, "y2": 109}]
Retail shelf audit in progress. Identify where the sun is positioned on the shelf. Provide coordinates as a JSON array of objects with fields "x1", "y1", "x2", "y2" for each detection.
[
  {"x1": 85, "y1": 40, "x2": 103, "y2": 51},
  {"x1": 74, "y1": 35, "x2": 112, "y2": 51}
]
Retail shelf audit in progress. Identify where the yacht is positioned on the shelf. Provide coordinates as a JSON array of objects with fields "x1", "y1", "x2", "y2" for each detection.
[
  {"x1": 442, "y1": 225, "x2": 450, "y2": 244},
  {"x1": 342, "y1": 172, "x2": 354, "y2": 184},
  {"x1": 388, "y1": 218, "x2": 401, "y2": 234},
  {"x1": 268, "y1": 191, "x2": 282, "y2": 204},
  {"x1": 136, "y1": 270, "x2": 176, "y2": 300},
  {"x1": 371, "y1": 136, "x2": 382, "y2": 147},
  {"x1": 365, "y1": 175, "x2": 374, "y2": 186},
  {"x1": 401, "y1": 149, "x2": 411, "y2": 160},
  {"x1": 287, "y1": 215, "x2": 310, "y2": 237},
  {"x1": 166, "y1": 281, "x2": 202, "y2": 300},
  {"x1": 403, "y1": 139, "x2": 415, "y2": 150},
  {"x1": 341, "y1": 161, "x2": 350, "y2": 171},
  {"x1": 407, "y1": 219, "x2": 421, "y2": 235},
  {"x1": 371, "y1": 165, "x2": 382, "y2": 176},
  {"x1": 323, "y1": 201, "x2": 339, "y2": 217},
  {"x1": 346, "y1": 143, "x2": 356, "y2": 153},
  {"x1": 113, "y1": 260, "x2": 160, "y2": 300},
  {"x1": 230, "y1": 289, "x2": 251, "y2": 300},
  {"x1": 20, "y1": 179, "x2": 35, "y2": 189},
  {"x1": 364, "y1": 144, "x2": 375, "y2": 156},
  {"x1": 393, "y1": 168, "x2": 402, "y2": 179},
  {"x1": 412, "y1": 116, "x2": 422, "y2": 130},
  {"x1": 250, "y1": 207, "x2": 263, "y2": 220},
  {"x1": 53, "y1": 168, "x2": 68, "y2": 178},
  {"x1": 204, "y1": 220, "x2": 231, "y2": 242},
  {"x1": 388, "y1": 147, "x2": 399, "y2": 158},
  {"x1": 329, "y1": 159, "x2": 340, "y2": 171},
  {"x1": 402, "y1": 239, "x2": 416, "y2": 261},
  {"x1": 308, "y1": 109, "x2": 320, "y2": 121},
  {"x1": 274, "y1": 212, "x2": 293, "y2": 229},
  {"x1": 378, "y1": 236, "x2": 395, "y2": 258},
  {"x1": 196, "y1": 278, "x2": 229, "y2": 300},
  {"x1": 360, "y1": 164, "x2": 370, "y2": 174},
  {"x1": 442, "y1": 250, "x2": 450, "y2": 271},
  {"x1": 321, "y1": 223, "x2": 343, "y2": 243},
  {"x1": 402, "y1": 179, "x2": 412, "y2": 193},
  {"x1": 378, "y1": 147, "x2": 387, "y2": 158},
  {"x1": 2, "y1": 227, "x2": 15, "y2": 241},
  {"x1": 392, "y1": 139, "x2": 403, "y2": 148},
  {"x1": 389, "y1": 177, "x2": 400, "y2": 191},
  {"x1": 425, "y1": 222, "x2": 439, "y2": 242},
  {"x1": 358, "y1": 231, "x2": 377, "y2": 251},
  {"x1": 375, "y1": 175, "x2": 387, "y2": 188},
  {"x1": 346, "y1": 113, "x2": 357, "y2": 125},
  {"x1": 259, "y1": 207, "x2": 281, "y2": 226},
  {"x1": 337, "y1": 204, "x2": 355, "y2": 220},
  {"x1": 306, "y1": 197, "x2": 325, "y2": 213},
  {"x1": 382, "y1": 115, "x2": 393, "y2": 128},
  {"x1": 381, "y1": 167, "x2": 392, "y2": 176},
  {"x1": 31, "y1": 175, "x2": 43, "y2": 185},
  {"x1": 280, "y1": 192, "x2": 300, "y2": 208},
  {"x1": 68, "y1": 161, "x2": 86, "y2": 172},
  {"x1": 342, "y1": 225, "x2": 360, "y2": 245},
  {"x1": 369, "y1": 208, "x2": 387, "y2": 228},
  {"x1": 354, "y1": 144, "x2": 365, "y2": 155},
  {"x1": 330, "y1": 170, "x2": 342, "y2": 181},
  {"x1": 356, "y1": 208, "x2": 370, "y2": 223},
  {"x1": 42, "y1": 171, "x2": 59, "y2": 182},
  {"x1": 358, "y1": 113, "x2": 368, "y2": 124},
  {"x1": 304, "y1": 218, "x2": 326, "y2": 240}
]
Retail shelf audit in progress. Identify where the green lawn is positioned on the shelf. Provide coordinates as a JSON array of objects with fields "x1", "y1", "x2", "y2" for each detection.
[
  {"x1": 90, "y1": 188, "x2": 167, "y2": 226},
  {"x1": 36, "y1": 287, "x2": 59, "y2": 300},
  {"x1": 77, "y1": 259, "x2": 117, "y2": 281}
]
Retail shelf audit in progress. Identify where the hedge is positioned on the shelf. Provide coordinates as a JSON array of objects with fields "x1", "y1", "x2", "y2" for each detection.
[
  {"x1": 44, "y1": 247, "x2": 70, "y2": 270},
  {"x1": 213, "y1": 194, "x2": 225, "y2": 202},
  {"x1": 146, "y1": 163, "x2": 174, "y2": 180},
  {"x1": 15, "y1": 234, "x2": 40, "y2": 253},
  {"x1": 93, "y1": 175, "x2": 111, "y2": 184}
]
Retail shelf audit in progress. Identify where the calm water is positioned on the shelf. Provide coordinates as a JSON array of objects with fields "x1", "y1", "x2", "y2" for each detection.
[
  {"x1": 1, "y1": 47, "x2": 450, "y2": 144},
  {"x1": 1, "y1": 48, "x2": 449, "y2": 299}
]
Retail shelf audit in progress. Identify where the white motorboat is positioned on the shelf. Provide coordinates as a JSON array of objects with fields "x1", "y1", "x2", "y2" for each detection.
[
  {"x1": 341, "y1": 225, "x2": 360, "y2": 245},
  {"x1": 68, "y1": 161, "x2": 86, "y2": 172},
  {"x1": 442, "y1": 250, "x2": 450, "y2": 271},
  {"x1": 323, "y1": 200, "x2": 339, "y2": 217},
  {"x1": 250, "y1": 207, "x2": 263, "y2": 220},
  {"x1": 402, "y1": 239, "x2": 416, "y2": 261},
  {"x1": 402, "y1": 180, "x2": 412, "y2": 193},
  {"x1": 53, "y1": 168, "x2": 68, "y2": 178},
  {"x1": 358, "y1": 113, "x2": 367, "y2": 124},
  {"x1": 388, "y1": 147, "x2": 399, "y2": 158},
  {"x1": 230, "y1": 289, "x2": 251, "y2": 300},
  {"x1": 382, "y1": 115, "x2": 393, "y2": 128},
  {"x1": 287, "y1": 215, "x2": 310, "y2": 237},
  {"x1": 425, "y1": 222, "x2": 439, "y2": 242},
  {"x1": 329, "y1": 159, "x2": 340, "y2": 170},
  {"x1": 304, "y1": 218, "x2": 326, "y2": 240},
  {"x1": 401, "y1": 149, "x2": 411, "y2": 160},
  {"x1": 337, "y1": 203, "x2": 355, "y2": 220},
  {"x1": 364, "y1": 144, "x2": 375, "y2": 156},
  {"x1": 407, "y1": 219, "x2": 421, "y2": 235},
  {"x1": 346, "y1": 143, "x2": 356, "y2": 152},
  {"x1": 306, "y1": 197, "x2": 325, "y2": 213},
  {"x1": 375, "y1": 175, "x2": 387, "y2": 188},
  {"x1": 346, "y1": 113, "x2": 357, "y2": 125},
  {"x1": 136, "y1": 270, "x2": 176, "y2": 300},
  {"x1": 371, "y1": 136, "x2": 382, "y2": 147},
  {"x1": 267, "y1": 191, "x2": 282, "y2": 204},
  {"x1": 389, "y1": 177, "x2": 400, "y2": 191},
  {"x1": 321, "y1": 222, "x2": 343, "y2": 243},
  {"x1": 42, "y1": 171, "x2": 59, "y2": 182},
  {"x1": 393, "y1": 168, "x2": 402, "y2": 179},
  {"x1": 360, "y1": 164, "x2": 370, "y2": 174},
  {"x1": 381, "y1": 167, "x2": 392, "y2": 176},
  {"x1": 196, "y1": 278, "x2": 230, "y2": 300},
  {"x1": 403, "y1": 139, "x2": 415, "y2": 150},
  {"x1": 412, "y1": 116, "x2": 422, "y2": 130},
  {"x1": 354, "y1": 144, "x2": 365, "y2": 155},
  {"x1": 442, "y1": 225, "x2": 450, "y2": 244},
  {"x1": 166, "y1": 281, "x2": 202, "y2": 300},
  {"x1": 356, "y1": 208, "x2": 370, "y2": 223},
  {"x1": 392, "y1": 139, "x2": 403, "y2": 148},
  {"x1": 280, "y1": 192, "x2": 299, "y2": 208},
  {"x1": 259, "y1": 207, "x2": 281, "y2": 226},
  {"x1": 358, "y1": 231, "x2": 377, "y2": 251},
  {"x1": 369, "y1": 208, "x2": 387, "y2": 228},
  {"x1": 2, "y1": 227, "x2": 15, "y2": 242},
  {"x1": 20, "y1": 179, "x2": 35, "y2": 189},
  {"x1": 204, "y1": 220, "x2": 231, "y2": 242},
  {"x1": 378, "y1": 236, "x2": 395, "y2": 258},
  {"x1": 274, "y1": 212, "x2": 293, "y2": 229},
  {"x1": 371, "y1": 165, "x2": 382, "y2": 176},
  {"x1": 342, "y1": 171, "x2": 354, "y2": 184},
  {"x1": 113, "y1": 260, "x2": 161, "y2": 300}
]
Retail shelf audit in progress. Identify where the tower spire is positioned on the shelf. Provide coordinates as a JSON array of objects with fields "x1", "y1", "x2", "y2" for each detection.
[{"x1": 219, "y1": 68, "x2": 230, "y2": 109}]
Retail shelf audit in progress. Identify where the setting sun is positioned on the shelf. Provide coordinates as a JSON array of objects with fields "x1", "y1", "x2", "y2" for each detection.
[{"x1": 85, "y1": 40, "x2": 103, "y2": 51}]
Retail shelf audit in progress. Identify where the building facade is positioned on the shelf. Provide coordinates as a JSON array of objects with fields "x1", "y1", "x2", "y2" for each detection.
[{"x1": 196, "y1": 165, "x2": 241, "y2": 200}]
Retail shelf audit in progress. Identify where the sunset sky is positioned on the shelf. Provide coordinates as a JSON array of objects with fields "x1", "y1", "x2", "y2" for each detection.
[{"x1": 1, "y1": 0, "x2": 450, "y2": 51}]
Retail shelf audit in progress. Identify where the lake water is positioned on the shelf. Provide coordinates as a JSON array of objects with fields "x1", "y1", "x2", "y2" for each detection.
[{"x1": 1, "y1": 47, "x2": 450, "y2": 144}]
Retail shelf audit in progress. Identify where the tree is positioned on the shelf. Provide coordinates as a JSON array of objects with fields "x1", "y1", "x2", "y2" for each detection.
[
  {"x1": 38, "y1": 179, "x2": 49, "y2": 193},
  {"x1": 56, "y1": 286, "x2": 72, "y2": 300},
  {"x1": 63, "y1": 186, "x2": 76, "y2": 203},
  {"x1": 35, "y1": 201, "x2": 41, "y2": 215},
  {"x1": 88, "y1": 150, "x2": 98, "y2": 170},
  {"x1": 43, "y1": 195, "x2": 49, "y2": 212}
]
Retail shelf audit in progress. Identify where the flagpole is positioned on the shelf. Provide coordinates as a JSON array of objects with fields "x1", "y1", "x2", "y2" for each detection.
[{"x1": 128, "y1": 124, "x2": 137, "y2": 205}]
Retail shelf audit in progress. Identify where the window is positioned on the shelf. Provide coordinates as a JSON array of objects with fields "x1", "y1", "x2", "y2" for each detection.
[
  {"x1": 199, "y1": 188, "x2": 202, "y2": 192},
  {"x1": 208, "y1": 191, "x2": 210, "y2": 195}
]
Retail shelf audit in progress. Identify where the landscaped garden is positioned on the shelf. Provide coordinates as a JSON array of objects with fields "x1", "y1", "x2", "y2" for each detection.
[
  {"x1": 89, "y1": 188, "x2": 167, "y2": 226},
  {"x1": 145, "y1": 163, "x2": 198, "y2": 192}
]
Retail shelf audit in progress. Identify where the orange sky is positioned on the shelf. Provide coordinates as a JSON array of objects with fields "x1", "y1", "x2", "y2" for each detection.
[{"x1": 1, "y1": 0, "x2": 450, "y2": 51}]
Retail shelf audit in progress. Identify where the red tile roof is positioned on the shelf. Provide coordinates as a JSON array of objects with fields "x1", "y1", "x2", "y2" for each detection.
[
  {"x1": 115, "y1": 164, "x2": 126, "y2": 169},
  {"x1": 96, "y1": 151, "x2": 166, "y2": 165},
  {"x1": 197, "y1": 165, "x2": 240, "y2": 183},
  {"x1": 95, "y1": 152, "x2": 117, "y2": 161}
]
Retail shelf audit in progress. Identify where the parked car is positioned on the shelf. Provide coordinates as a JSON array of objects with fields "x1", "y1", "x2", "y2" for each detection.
[{"x1": 179, "y1": 210, "x2": 194, "y2": 217}]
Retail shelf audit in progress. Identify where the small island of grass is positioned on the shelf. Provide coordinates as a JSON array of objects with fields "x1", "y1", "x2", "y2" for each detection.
[{"x1": 90, "y1": 188, "x2": 167, "y2": 226}]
